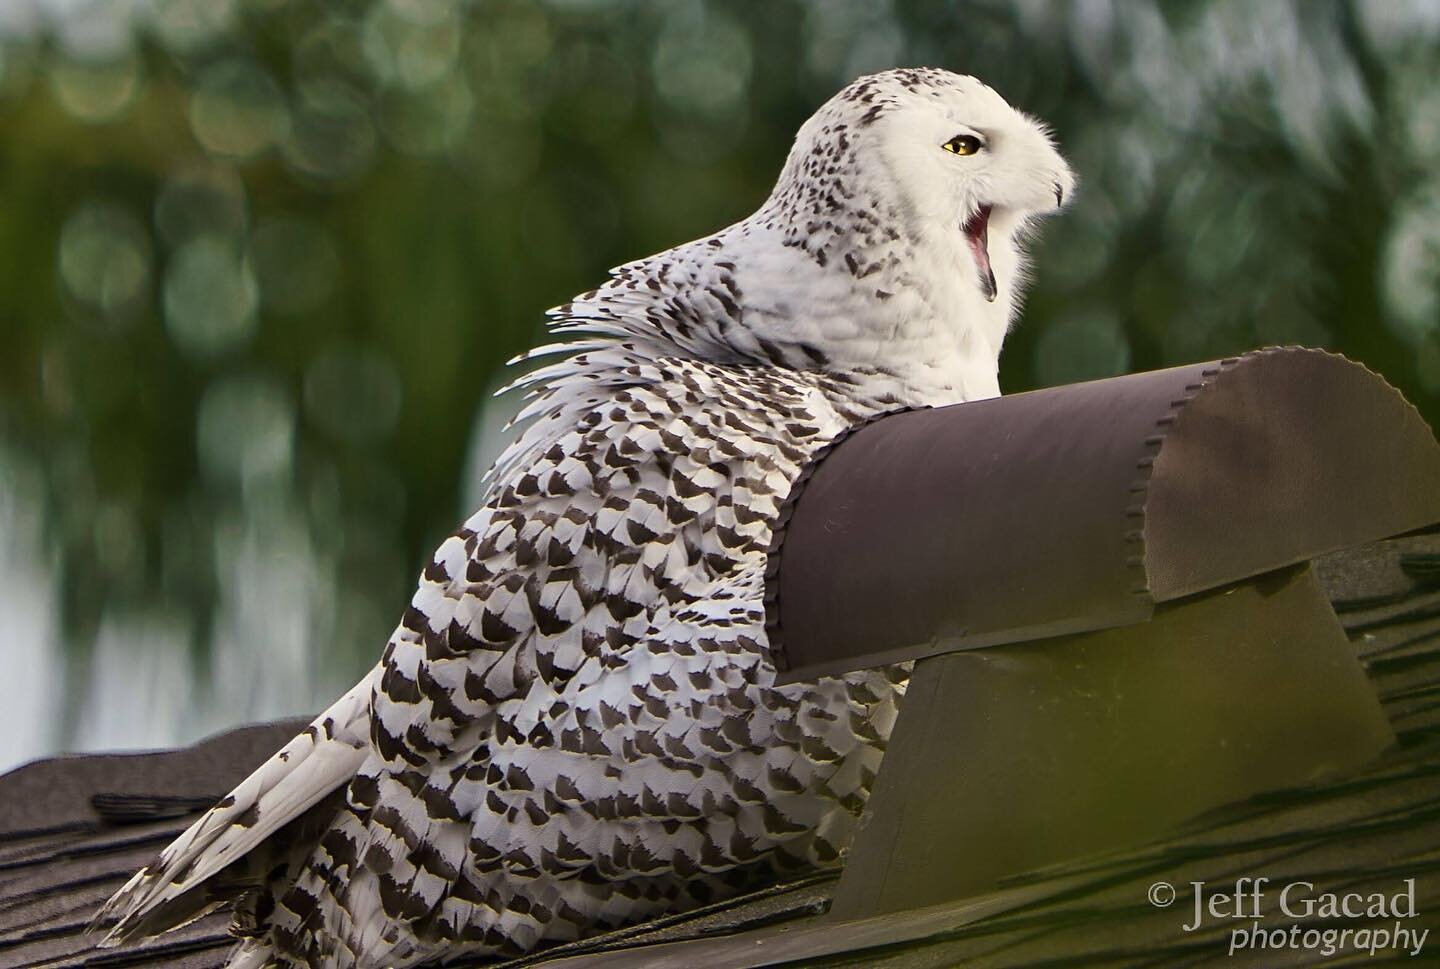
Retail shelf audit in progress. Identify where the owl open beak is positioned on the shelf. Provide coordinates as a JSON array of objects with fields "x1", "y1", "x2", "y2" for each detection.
[{"x1": 962, "y1": 205, "x2": 996, "y2": 302}]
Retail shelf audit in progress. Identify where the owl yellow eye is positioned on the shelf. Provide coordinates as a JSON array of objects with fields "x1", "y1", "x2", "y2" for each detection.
[{"x1": 942, "y1": 134, "x2": 983, "y2": 156}]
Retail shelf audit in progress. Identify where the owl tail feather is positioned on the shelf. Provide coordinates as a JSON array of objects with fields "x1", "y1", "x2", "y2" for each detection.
[{"x1": 89, "y1": 667, "x2": 380, "y2": 947}]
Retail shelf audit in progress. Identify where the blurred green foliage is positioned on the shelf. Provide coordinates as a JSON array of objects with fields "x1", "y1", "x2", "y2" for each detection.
[{"x1": 0, "y1": 0, "x2": 1436, "y2": 760}]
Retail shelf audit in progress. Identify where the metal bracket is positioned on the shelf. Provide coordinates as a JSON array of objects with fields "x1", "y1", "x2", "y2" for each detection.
[{"x1": 829, "y1": 564, "x2": 1395, "y2": 919}]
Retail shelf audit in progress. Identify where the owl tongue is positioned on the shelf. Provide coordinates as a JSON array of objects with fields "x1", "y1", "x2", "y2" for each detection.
[{"x1": 963, "y1": 205, "x2": 996, "y2": 302}]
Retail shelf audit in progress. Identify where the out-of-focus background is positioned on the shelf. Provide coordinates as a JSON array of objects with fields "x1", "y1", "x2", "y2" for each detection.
[{"x1": 0, "y1": 0, "x2": 1436, "y2": 772}]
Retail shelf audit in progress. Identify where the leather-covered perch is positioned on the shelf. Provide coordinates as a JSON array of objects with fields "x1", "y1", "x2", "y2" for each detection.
[{"x1": 765, "y1": 346, "x2": 1440, "y2": 919}]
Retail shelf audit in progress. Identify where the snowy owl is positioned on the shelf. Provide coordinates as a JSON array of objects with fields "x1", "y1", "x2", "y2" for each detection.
[{"x1": 95, "y1": 67, "x2": 1074, "y2": 967}]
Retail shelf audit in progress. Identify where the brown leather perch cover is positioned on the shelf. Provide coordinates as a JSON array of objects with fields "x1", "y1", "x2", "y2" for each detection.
[{"x1": 768, "y1": 347, "x2": 1440, "y2": 681}]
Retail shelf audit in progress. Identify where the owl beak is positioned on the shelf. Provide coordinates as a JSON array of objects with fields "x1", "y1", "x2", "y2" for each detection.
[{"x1": 962, "y1": 204, "x2": 996, "y2": 302}]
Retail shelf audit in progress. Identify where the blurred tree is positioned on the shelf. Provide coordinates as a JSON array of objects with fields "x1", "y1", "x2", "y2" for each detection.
[{"x1": 0, "y1": 0, "x2": 1435, "y2": 764}]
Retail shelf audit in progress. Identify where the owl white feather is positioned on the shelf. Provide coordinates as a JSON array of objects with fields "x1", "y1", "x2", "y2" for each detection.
[{"x1": 94, "y1": 67, "x2": 1073, "y2": 967}]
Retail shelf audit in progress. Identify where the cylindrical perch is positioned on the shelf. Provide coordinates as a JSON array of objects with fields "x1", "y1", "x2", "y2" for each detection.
[
  {"x1": 761, "y1": 347, "x2": 1440, "y2": 917},
  {"x1": 768, "y1": 348, "x2": 1440, "y2": 680}
]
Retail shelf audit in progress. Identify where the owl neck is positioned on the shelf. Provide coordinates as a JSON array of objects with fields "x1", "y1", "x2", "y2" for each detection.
[
  {"x1": 710, "y1": 208, "x2": 1021, "y2": 407},
  {"x1": 545, "y1": 205, "x2": 1021, "y2": 415}
]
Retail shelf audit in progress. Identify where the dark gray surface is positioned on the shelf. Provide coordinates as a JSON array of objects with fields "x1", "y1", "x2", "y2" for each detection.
[
  {"x1": 0, "y1": 720, "x2": 307, "y2": 969},
  {"x1": 0, "y1": 720, "x2": 307, "y2": 839}
]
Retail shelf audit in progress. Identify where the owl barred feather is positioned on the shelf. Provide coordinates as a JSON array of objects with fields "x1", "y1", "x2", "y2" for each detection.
[{"x1": 93, "y1": 68, "x2": 1073, "y2": 967}]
